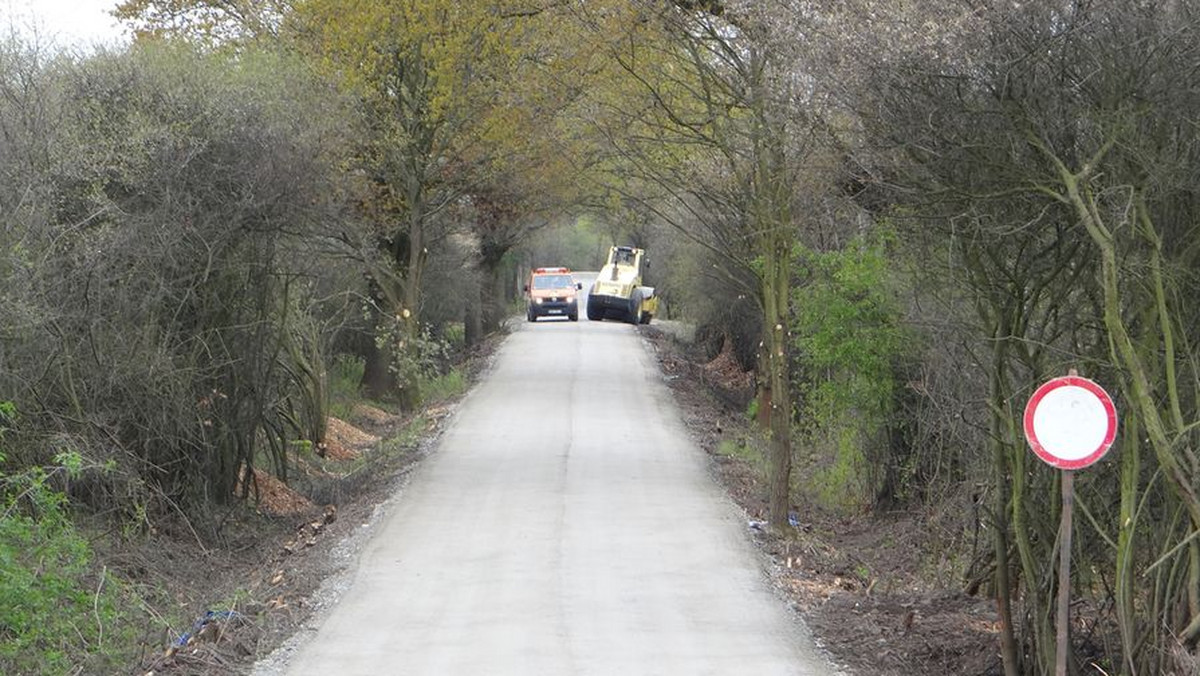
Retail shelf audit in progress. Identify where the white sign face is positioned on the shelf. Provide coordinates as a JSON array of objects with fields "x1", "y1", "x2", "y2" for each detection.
[
  {"x1": 1023, "y1": 376, "x2": 1117, "y2": 470},
  {"x1": 1030, "y1": 386, "x2": 1110, "y2": 461}
]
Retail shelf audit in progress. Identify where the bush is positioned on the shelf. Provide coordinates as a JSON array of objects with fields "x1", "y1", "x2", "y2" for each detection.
[
  {"x1": 0, "y1": 42, "x2": 349, "y2": 508},
  {"x1": 792, "y1": 233, "x2": 913, "y2": 509}
]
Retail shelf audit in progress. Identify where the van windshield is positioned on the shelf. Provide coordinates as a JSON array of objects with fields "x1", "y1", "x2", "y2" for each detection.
[{"x1": 532, "y1": 275, "x2": 574, "y2": 290}]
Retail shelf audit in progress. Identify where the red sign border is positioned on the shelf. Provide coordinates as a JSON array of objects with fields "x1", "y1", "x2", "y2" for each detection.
[{"x1": 1023, "y1": 376, "x2": 1118, "y2": 470}]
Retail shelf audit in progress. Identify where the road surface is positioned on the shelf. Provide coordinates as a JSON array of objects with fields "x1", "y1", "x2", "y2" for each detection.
[{"x1": 257, "y1": 292, "x2": 834, "y2": 675}]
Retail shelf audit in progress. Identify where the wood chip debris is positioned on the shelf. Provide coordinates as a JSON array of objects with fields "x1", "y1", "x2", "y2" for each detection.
[
  {"x1": 281, "y1": 505, "x2": 338, "y2": 554},
  {"x1": 327, "y1": 416, "x2": 380, "y2": 449}
]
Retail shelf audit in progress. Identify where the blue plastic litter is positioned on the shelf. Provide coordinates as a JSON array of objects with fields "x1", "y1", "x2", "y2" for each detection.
[
  {"x1": 174, "y1": 610, "x2": 241, "y2": 647},
  {"x1": 748, "y1": 515, "x2": 802, "y2": 530}
]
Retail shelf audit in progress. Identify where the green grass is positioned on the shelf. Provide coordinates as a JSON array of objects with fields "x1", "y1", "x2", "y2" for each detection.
[
  {"x1": 441, "y1": 322, "x2": 466, "y2": 352},
  {"x1": 419, "y1": 368, "x2": 467, "y2": 405},
  {"x1": 380, "y1": 415, "x2": 430, "y2": 457},
  {"x1": 328, "y1": 354, "x2": 365, "y2": 420},
  {"x1": 717, "y1": 437, "x2": 768, "y2": 478},
  {"x1": 327, "y1": 355, "x2": 466, "y2": 417},
  {"x1": 745, "y1": 397, "x2": 760, "y2": 422}
]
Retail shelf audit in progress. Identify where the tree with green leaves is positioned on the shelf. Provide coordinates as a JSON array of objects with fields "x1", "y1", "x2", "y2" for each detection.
[{"x1": 286, "y1": 0, "x2": 592, "y2": 402}]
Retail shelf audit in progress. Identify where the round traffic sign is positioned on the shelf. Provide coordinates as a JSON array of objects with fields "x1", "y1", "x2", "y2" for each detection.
[{"x1": 1023, "y1": 376, "x2": 1117, "y2": 470}]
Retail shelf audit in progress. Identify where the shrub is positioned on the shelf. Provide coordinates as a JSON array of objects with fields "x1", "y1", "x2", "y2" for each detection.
[
  {"x1": 792, "y1": 233, "x2": 912, "y2": 509},
  {"x1": 0, "y1": 443, "x2": 136, "y2": 673}
]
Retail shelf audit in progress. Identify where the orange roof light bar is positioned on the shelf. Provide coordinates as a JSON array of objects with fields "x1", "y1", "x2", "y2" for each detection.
[{"x1": 533, "y1": 267, "x2": 571, "y2": 274}]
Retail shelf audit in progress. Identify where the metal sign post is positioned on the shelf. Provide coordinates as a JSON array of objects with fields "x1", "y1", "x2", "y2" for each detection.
[
  {"x1": 1023, "y1": 370, "x2": 1117, "y2": 676},
  {"x1": 1054, "y1": 469, "x2": 1074, "y2": 676}
]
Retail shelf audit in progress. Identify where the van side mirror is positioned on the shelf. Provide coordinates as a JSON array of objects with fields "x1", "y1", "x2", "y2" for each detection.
[
  {"x1": 523, "y1": 284, "x2": 530, "y2": 292},
  {"x1": 576, "y1": 282, "x2": 583, "y2": 290}
]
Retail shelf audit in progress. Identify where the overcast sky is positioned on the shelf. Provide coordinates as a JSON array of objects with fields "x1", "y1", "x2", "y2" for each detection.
[{"x1": 0, "y1": 0, "x2": 128, "y2": 49}]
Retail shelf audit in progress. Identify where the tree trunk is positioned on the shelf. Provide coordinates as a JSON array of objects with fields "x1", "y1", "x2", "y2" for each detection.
[
  {"x1": 361, "y1": 278, "x2": 398, "y2": 399},
  {"x1": 763, "y1": 252, "x2": 793, "y2": 531},
  {"x1": 464, "y1": 273, "x2": 483, "y2": 348},
  {"x1": 987, "y1": 320, "x2": 1021, "y2": 676},
  {"x1": 747, "y1": 46, "x2": 795, "y2": 533},
  {"x1": 391, "y1": 180, "x2": 429, "y2": 411},
  {"x1": 755, "y1": 351, "x2": 772, "y2": 430},
  {"x1": 479, "y1": 248, "x2": 508, "y2": 335}
]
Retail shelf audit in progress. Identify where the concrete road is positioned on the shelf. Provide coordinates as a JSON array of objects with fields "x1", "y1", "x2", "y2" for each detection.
[{"x1": 261, "y1": 303, "x2": 834, "y2": 675}]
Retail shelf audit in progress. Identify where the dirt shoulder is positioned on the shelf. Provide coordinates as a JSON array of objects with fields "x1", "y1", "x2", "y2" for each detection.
[{"x1": 640, "y1": 324, "x2": 1003, "y2": 676}]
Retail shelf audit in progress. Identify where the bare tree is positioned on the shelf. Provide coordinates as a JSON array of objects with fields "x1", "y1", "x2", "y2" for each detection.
[
  {"x1": 571, "y1": 0, "x2": 847, "y2": 529},
  {"x1": 0, "y1": 42, "x2": 349, "y2": 517},
  {"x1": 837, "y1": 1, "x2": 1200, "y2": 672}
]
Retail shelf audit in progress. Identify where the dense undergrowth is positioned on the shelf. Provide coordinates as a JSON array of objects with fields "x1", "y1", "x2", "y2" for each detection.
[{"x1": 0, "y1": 404, "x2": 144, "y2": 674}]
